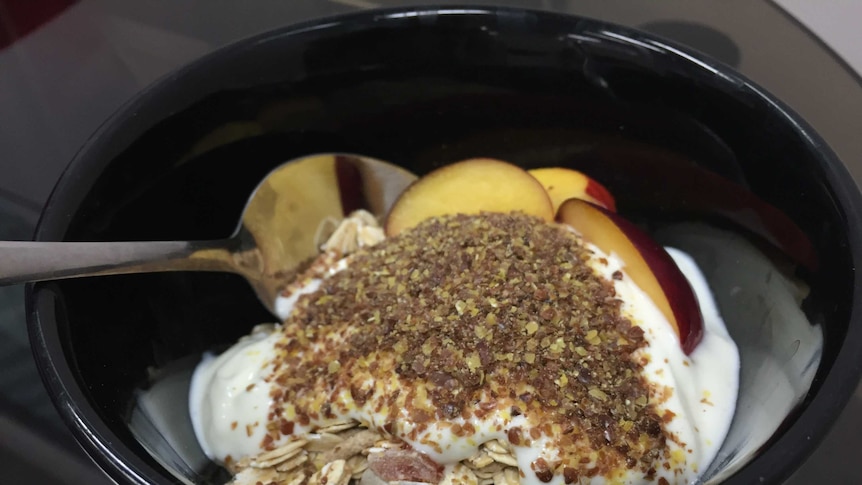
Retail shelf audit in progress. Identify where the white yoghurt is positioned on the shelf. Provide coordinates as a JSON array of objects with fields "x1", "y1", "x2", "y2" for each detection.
[
  {"x1": 190, "y1": 244, "x2": 739, "y2": 484},
  {"x1": 189, "y1": 330, "x2": 282, "y2": 462},
  {"x1": 583, "y1": 247, "x2": 739, "y2": 483}
]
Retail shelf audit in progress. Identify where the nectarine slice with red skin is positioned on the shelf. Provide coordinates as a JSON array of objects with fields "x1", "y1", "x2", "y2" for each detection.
[
  {"x1": 529, "y1": 167, "x2": 617, "y2": 212},
  {"x1": 557, "y1": 198, "x2": 704, "y2": 354},
  {"x1": 385, "y1": 158, "x2": 554, "y2": 236}
]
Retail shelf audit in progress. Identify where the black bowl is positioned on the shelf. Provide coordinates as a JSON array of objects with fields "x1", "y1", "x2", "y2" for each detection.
[{"x1": 26, "y1": 6, "x2": 862, "y2": 485}]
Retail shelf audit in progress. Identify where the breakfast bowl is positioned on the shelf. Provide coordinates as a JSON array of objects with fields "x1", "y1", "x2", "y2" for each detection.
[{"x1": 25, "y1": 6, "x2": 862, "y2": 485}]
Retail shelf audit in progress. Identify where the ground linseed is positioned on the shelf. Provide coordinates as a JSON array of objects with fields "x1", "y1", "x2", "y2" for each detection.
[{"x1": 267, "y1": 212, "x2": 669, "y2": 481}]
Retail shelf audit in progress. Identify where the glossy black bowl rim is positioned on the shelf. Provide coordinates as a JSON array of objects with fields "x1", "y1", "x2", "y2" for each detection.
[{"x1": 25, "y1": 5, "x2": 862, "y2": 485}]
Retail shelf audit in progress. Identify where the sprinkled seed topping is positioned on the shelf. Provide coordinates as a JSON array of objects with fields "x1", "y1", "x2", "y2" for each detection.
[{"x1": 267, "y1": 212, "x2": 668, "y2": 480}]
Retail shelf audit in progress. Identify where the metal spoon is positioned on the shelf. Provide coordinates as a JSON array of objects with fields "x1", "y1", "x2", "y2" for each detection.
[{"x1": 0, "y1": 153, "x2": 417, "y2": 315}]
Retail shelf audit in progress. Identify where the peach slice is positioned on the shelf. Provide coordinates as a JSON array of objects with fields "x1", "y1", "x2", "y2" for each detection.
[
  {"x1": 385, "y1": 158, "x2": 554, "y2": 236},
  {"x1": 557, "y1": 198, "x2": 704, "y2": 354},
  {"x1": 529, "y1": 167, "x2": 617, "y2": 212}
]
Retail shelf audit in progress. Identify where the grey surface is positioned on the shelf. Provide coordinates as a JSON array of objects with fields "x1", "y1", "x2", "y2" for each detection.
[
  {"x1": 0, "y1": 206, "x2": 113, "y2": 484},
  {"x1": 0, "y1": 1, "x2": 860, "y2": 484}
]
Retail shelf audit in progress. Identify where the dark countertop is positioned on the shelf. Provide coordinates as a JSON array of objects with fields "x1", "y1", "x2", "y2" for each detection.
[{"x1": 1, "y1": 1, "x2": 859, "y2": 483}]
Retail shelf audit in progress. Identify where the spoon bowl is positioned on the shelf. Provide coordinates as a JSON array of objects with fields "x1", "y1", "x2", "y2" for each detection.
[{"x1": 1, "y1": 153, "x2": 416, "y2": 315}]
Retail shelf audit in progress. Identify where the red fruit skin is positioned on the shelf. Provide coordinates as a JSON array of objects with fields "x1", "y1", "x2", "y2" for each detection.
[
  {"x1": 335, "y1": 155, "x2": 364, "y2": 215},
  {"x1": 603, "y1": 207, "x2": 704, "y2": 354},
  {"x1": 558, "y1": 198, "x2": 704, "y2": 354},
  {"x1": 584, "y1": 177, "x2": 617, "y2": 212}
]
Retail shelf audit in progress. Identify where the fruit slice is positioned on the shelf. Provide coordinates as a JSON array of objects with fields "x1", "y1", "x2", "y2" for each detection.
[
  {"x1": 529, "y1": 167, "x2": 617, "y2": 212},
  {"x1": 557, "y1": 198, "x2": 704, "y2": 354},
  {"x1": 385, "y1": 158, "x2": 554, "y2": 236}
]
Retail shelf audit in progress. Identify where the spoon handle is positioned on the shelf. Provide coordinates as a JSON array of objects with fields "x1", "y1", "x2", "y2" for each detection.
[{"x1": 0, "y1": 240, "x2": 237, "y2": 286}]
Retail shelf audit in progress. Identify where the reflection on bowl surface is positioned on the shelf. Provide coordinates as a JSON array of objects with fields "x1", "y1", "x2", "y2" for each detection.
[{"x1": 26, "y1": 6, "x2": 862, "y2": 485}]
